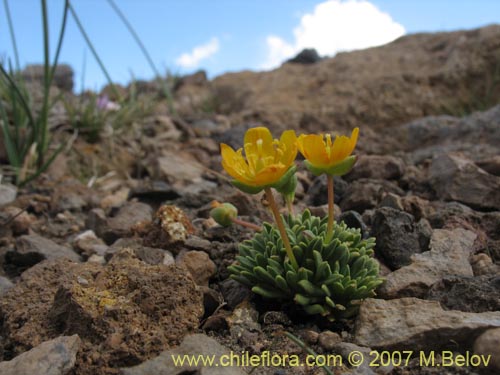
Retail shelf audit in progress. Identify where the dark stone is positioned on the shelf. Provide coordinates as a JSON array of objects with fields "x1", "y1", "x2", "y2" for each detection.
[
  {"x1": 261, "y1": 311, "x2": 292, "y2": 326},
  {"x1": 200, "y1": 286, "x2": 223, "y2": 318},
  {"x1": 340, "y1": 179, "x2": 404, "y2": 213},
  {"x1": 219, "y1": 278, "x2": 252, "y2": 309},
  {"x1": 103, "y1": 202, "x2": 153, "y2": 244},
  {"x1": 403, "y1": 105, "x2": 500, "y2": 162},
  {"x1": 306, "y1": 175, "x2": 347, "y2": 206},
  {"x1": 212, "y1": 123, "x2": 253, "y2": 150},
  {"x1": 106, "y1": 238, "x2": 166, "y2": 265},
  {"x1": 427, "y1": 275, "x2": 500, "y2": 313},
  {"x1": 416, "y1": 218, "x2": 432, "y2": 251},
  {"x1": 370, "y1": 207, "x2": 423, "y2": 270},
  {"x1": 129, "y1": 180, "x2": 180, "y2": 202},
  {"x1": 429, "y1": 153, "x2": 500, "y2": 210},
  {"x1": 6, "y1": 234, "x2": 81, "y2": 269},
  {"x1": 22, "y1": 64, "x2": 74, "y2": 91},
  {"x1": 286, "y1": 48, "x2": 322, "y2": 64},
  {"x1": 344, "y1": 154, "x2": 405, "y2": 181},
  {"x1": 338, "y1": 210, "x2": 369, "y2": 238}
]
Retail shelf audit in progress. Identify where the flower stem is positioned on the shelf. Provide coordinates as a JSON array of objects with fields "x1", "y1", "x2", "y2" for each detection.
[
  {"x1": 265, "y1": 187, "x2": 298, "y2": 270},
  {"x1": 326, "y1": 175, "x2": 335, "y2": 241},
  {"x1": 230, "y1": 217, "x2": 262, "y2": 232},
  {"x1": 286, "y1": 196, "x2": 294, "y2": 216}
]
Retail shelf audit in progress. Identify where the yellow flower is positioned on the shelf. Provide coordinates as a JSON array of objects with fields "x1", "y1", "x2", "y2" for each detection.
[
  {"x1": 297, "y1": 127, "x2": 359, "y2": 175},
  {"x1": 221, "y1": 127, "x2": 297, "y2": 189}
]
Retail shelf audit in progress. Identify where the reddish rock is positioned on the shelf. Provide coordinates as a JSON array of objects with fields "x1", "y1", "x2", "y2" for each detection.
[{"x1": 0, "y1": 249, "x2": 203, "y2": 375}]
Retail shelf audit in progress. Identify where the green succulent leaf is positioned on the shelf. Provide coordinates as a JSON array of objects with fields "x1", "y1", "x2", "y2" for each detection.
[{"x1": 252, "y1": 286, "x2": 284, "y2": 299}]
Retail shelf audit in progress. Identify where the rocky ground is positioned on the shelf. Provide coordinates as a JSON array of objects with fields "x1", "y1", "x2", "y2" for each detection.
[{"x1": 1, "y1": 25, "x2": 500, "y2": 375}]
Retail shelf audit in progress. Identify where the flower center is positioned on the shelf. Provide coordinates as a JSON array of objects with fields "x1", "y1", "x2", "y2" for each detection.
[
  {"x1": 255, "y1": 138, "x2": 266, "y2": 172},
  {"x1": 325, "y1": 134, "x2": 333, "y2": 159}
]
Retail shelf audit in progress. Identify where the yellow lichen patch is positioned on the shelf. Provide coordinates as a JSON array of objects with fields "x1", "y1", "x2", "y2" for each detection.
[{"x1": 71, "y1": 283, "x2": 121, "y2": 315}]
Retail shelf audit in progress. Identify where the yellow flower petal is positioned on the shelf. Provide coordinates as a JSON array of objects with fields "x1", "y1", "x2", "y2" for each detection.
[
  {"x1": 220, "y1": 127, "x2": 297, "y2": 188},
  {"x1": 298, "y1": 134, "x2": 330, "y2": 167},
  {"x1": 221, "y1": 143, "x2": 251, "y2": 182},
  {"x1": 330, "y1": 135, "x2": 351, "y2": 163},
  {"x1": 298, "y1": 127, "x2": 360, "y2": 174},
  {"x1": 279, "y1": 130, "x2": 298, "y2": 166},
  {"x1": 243, "y1": 127, "x2": 274, "y2": 169},
  {"x1": 252, "y1": 163, "x2": 287, "y2": 186},
  {"x1": 346, "y1": 127, "x2": 359, "y2": 156}
]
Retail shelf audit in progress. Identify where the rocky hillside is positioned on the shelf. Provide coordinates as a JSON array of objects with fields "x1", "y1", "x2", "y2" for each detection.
[
  {"x1": 178, "y1": 24, "x2": 500, "y2": 153},
  {"x1": 0, "y1": 25, "x2": 499, "y2": 375}
]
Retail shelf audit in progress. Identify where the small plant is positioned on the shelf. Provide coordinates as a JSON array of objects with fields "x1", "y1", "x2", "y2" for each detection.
[
  {"x1": 0, "y1": 0, "x2": 69, "y2": 185},
  {"x1": 64, "y1": 94, "x2": 110, "y2": 143},
  {"x1": 213, "y1": 127, "x2": 383, "y2": 321}
]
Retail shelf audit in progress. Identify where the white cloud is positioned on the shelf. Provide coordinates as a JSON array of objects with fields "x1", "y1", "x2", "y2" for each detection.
[
  {"x1": 260, "y1": 0, "x2": 405, "y2": 69},
  {"x1": 176, "y1": 37, "x2": 220, "y2": 69}
]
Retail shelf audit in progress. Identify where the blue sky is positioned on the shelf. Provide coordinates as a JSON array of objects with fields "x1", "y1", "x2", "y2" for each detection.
[{"x1": 1, "y1": 0, "x2": 500, "y2": 91}]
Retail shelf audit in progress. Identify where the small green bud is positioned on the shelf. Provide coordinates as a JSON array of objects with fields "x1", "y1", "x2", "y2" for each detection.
[{"x1": 210, "y1": 202, "x2": 238, "y2": 227}]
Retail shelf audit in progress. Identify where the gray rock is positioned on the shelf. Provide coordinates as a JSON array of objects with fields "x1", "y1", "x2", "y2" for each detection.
[
  {"x1": 473, "y1": 328, "x2": 500, "y2": 373},
  {"x1": 338, "y1": 210, "x2": 369, "y2": 238},
  {"x1": 345, "y1": 155, "x2": 405, "y2": 181},
  {"x1": 340, "y1": 179, "x2": 404, "y2": 212},
  {"x1": 404, "y1": 105, "x2": 500, "y2": 162},
  {"x1": 129, "y1": 180, "x2": 180, "y2": 201},
  {"x1": 378, "y1": 228, "x2": 476, "y2": 299},
  {"x1": 184, "y1": 235, "x2": 212, "y2": 251},
  {"x1": 306, "y1": 175, "x2": 347, "y2": 206},
  {"x1": 371, "y1": 207, "x2": 424, "y2": 269},
  {"x1": 0, "y1": 335, "x2": 81, "y2": 375},
  {"x1": 416, "y1": 218, "x2": 432, "y2": 251},
  {"x1": 155, "y1": 150, "x2": 216, "y2": 195},
  {"x1": 226, "y1": 304, "x2": 261, "y2": 344},
  {"x1": 73, "y1": 230, "x2": 108, "y2": 259},
  {"x1": 120, "y1": 333, "x2": 246, "y2": 375},
  {"x1": 427, "y1": 275, "x2": 500, "y2": 313},
  {"x1": 354, "y1": 298, "x2": 500, "y2": 350},
  {"x1": 7, "y1": 234, "x2": 81, "y2": 267},
  {"x1": 107, "y1": 238, "x2": 170, "y2": 265},
  {"x1": 0, "y1": 275, "x2": 14, "y2": 296},
  {"x1": 429, "y1": 153, "x2": 500, "y2": 210},
  {"x1": 427, "y1": 200, "x2": 478, "y2": 228},
  {"x1": 85, "y1": 208, "x2": 107, "y2": 237},
  {"x1": 0, "y1": 183, "x2": 17, "y2": 206},
  {"x1": 379, "y1": 192, "x2": 404, "y2": 211},
  {"x1": 104, "y1": 202, "x2": 153, "y2": 244},
  {"x1": 22, "y1": 64, "x2": 74, "y2": 91}
]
